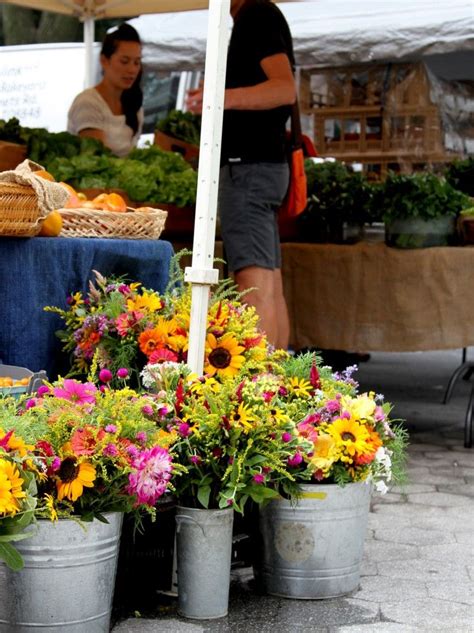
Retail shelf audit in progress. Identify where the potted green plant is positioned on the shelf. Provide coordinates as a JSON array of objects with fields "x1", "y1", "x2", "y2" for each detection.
[
  {"x1": 378, "y1": 172, "x2": 470, "y2": 248},
  {"x1": 297, "y1": 160, "x2": 377, "y2": 243}
]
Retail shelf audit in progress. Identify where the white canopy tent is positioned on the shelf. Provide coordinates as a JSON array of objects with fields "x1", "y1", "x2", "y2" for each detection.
[
  {"x1": 1, "y1": 0, "x2": 302, "y2": 375},
  {"x1": 130, "y1": 0, "x2": 474, "y2": 72}
]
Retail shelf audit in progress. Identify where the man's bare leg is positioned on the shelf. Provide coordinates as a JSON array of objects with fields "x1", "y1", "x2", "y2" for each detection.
[{"x1": 234, "y1": 266, "x2": 289, "y2": 349}]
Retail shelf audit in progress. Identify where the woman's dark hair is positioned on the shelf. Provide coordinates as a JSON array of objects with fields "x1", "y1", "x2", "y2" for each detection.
[{"x1": 101, "y1": 23, "x2": 143, "y2": 135}]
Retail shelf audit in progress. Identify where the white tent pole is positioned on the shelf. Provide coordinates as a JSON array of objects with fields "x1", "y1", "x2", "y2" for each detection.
[
  {"x1": 83, "y1": 17, "x2": 95, "y2": 88},
  {"x1": 185, "y1": 0, "x2": 231, "y2": 375}
]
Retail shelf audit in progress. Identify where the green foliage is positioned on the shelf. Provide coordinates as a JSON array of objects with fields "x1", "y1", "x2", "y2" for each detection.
[
  {"x1": 156, "y1": 109, "x2": 201, "y2": 146},
  {"x1": 299, "y1": 160, "x2": 378, "y2": 242},
  {"x1": 379, "y1": 172, "x2": 470, "y2": 223},
  {"x1": 445, "y1": 157, "x2": 474, "y2": 198}
]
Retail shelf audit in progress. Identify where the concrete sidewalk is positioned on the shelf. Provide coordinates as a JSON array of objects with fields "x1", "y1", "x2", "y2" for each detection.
[{"x1": 113, "y1": 348, "x2": 474, "y2": 633}]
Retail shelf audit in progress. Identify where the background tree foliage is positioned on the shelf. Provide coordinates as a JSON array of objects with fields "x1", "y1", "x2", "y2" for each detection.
[{"x1": 0, "y1": 6, "x2": 126, "y2": 45}]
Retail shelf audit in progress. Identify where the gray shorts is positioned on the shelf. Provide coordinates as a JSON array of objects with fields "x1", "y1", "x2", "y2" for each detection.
[{"x1": 218, "y1": 162, "x2": 290, "y2": 272}]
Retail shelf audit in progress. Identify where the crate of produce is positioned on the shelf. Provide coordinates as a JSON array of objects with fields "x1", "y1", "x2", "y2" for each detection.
[
  {"x1": 154, "y1": 130, "x2": 199, "y2": 168},
  {"x1": 0, "y1": 363, "x2": 47, "y2": 398}
]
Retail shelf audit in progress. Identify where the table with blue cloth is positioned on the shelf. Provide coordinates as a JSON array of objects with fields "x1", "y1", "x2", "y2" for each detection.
[{"x1": 0, "y1": 237, "x2": 174, "y2": 379}]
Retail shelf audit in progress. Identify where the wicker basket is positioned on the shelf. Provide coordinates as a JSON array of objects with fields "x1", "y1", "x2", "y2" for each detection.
[
  {"x1": 0, "y1": 182, "x2": 46, "y2": 237},
  {"x1": 59, "y1": 207, "x2": 168, "y2": 240}
]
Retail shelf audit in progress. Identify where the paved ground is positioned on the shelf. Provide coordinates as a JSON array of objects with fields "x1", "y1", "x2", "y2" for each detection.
[{"x1": 113, "y1": 348, "x2": 474, "y2": 633}]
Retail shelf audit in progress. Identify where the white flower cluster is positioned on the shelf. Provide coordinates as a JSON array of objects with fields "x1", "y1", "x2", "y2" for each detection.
[
  {"x1": 140, "y1": 362, "x2": 188, "y2": 389},
  {"x1": 372, "y1": 446, "x2": 393, "y2": 495}
]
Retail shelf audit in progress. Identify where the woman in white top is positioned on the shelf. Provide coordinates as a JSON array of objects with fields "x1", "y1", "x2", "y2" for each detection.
[{"x1": 68, "y1": 24, "x2": 144, "y2": 157}]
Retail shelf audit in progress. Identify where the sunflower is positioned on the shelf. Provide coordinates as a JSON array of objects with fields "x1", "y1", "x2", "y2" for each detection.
[
  {"x1": 56, "y1": 457, "x2": 96, "y2": 502},
  {"x1": 204, "y1": 333, "x2": 245, "y2": 378},
  {"x1": 0, "y1": 459, "x2": 26, "y2": 515},
  {"x1": 327, "y1": 417, "x2": 371, "y2": 459}
]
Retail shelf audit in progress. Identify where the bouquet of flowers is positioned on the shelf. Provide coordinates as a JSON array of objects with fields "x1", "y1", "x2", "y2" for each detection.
[
  {"x1": 263, "y1": 352, "x2": 408, "y2": 493},
  {"x1": 0, "y1": 378, "x2": 175, "y2": 530},
  {"x1": 0, "y1": 427, "x2": 37, "y2": 570},
  {"x1": 140, "y1": 361, "x2": 303, "y2": 513},
  {"x1": 46, "y1": 262, "x2": 268, "y2": 388}
]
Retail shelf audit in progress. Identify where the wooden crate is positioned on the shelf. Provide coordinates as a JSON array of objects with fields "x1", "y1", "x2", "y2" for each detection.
[
  {"x1": 154, "y1": 130, "x2": 199, "y2": 169},
  {"x1": 300, "y1": 63, "x2": 453, "y2": 178}
]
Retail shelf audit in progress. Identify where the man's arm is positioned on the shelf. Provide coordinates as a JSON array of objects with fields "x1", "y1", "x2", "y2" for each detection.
[
  {"x1": 186, "y1": 52, "x2": 295, "y2": 113},
  {"x1": 225, "y1": 52, "x2": 296, "y2": 110}
]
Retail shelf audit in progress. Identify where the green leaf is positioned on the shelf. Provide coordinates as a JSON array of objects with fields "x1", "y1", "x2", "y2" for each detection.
[
  {"x1": 0, "y1": 542, "x2": 24, "y2": 571},
  {"x1": 197, "y1": 485, "x2": 211, "y2": 509}
]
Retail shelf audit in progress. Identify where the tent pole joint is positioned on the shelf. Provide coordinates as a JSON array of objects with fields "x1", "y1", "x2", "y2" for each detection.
[{"x1": 184, "y1": 267, "x2": 219, "y2": 285}]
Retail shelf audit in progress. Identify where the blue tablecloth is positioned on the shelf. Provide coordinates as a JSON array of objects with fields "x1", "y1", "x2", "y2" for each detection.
[{"x1": 0, "y1": 237, "x2": 174, "y2": 378}]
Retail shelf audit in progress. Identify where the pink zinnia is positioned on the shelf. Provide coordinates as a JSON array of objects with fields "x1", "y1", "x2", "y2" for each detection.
[
  {"x1": 127, "y1": 446, "x2": 173, "y2": 507},
  {"x1": 115, "y1": 311, "x2": 144, "y2": 337},
  {"x1": 53, "y1": 379, "x2": 97, "y2": 405},
  {"x1": 148, "y1": 348, "x2": 178, "y2": 364}
]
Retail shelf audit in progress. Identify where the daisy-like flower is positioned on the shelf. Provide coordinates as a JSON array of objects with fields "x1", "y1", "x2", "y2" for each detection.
[
  {"x1": 204, "y1": 333, "x2": 245, "y2": 378},
  {"x1": 53, "y1": 379, "x2": 97, "y2": 405},
  {"x1": 44, "y1": 493, "x2": 58, "y2": 522},
  {"x1": 56, "y1": 457, "x2": 96, "y2": 502},
  {"x1": 229, "y1": 402, "x2": 256, "y2": 433},
  {"x1": 309, "y1": 433, "x2": 338, "y2": 475},
  {"x1": 138, "y1": 319, "x2": 178, "y2": 356},
  {"x1": 115, "y1": 311, "x2": 144, "y2": 337},
  {"x1": 70, "y1": 426, "x2": 105, "y2": 456},
  {"x1": 127, "y1": 446, "x2": 173, "y2": 507},
  {"x1": 288, "y1": 377, "x2": 312, "y2": 398},
  {"x1": 148, "y1": 348, "x2": 179, "y2": 364},
  {"x1": 126, "y1": 291, "x2": 163, "y2": 314},
  {"x1": 0, "y1": 459, "x2": 26, "y2": 515}
]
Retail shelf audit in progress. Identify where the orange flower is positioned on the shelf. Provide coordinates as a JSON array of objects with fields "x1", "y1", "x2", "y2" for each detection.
[
  {"x1": 70, "y1": 426, "x2": 105, "y2": 456},
  {"x1": 138, "y1": 319, "x2": 177, "y2": 356}
]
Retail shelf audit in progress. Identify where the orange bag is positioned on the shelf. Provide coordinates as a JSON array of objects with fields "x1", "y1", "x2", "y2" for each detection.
[
  {"x1": 280, "y1": 146, "x2": 307, "y2": 218},
  {"x1": 280, "y1": 102, "x2": 316, "y2": 219}
]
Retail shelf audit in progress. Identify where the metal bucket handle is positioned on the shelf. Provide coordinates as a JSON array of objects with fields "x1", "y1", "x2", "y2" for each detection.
[{"x1": 176, "y1": 514, "x2": 207, "y2": 537}]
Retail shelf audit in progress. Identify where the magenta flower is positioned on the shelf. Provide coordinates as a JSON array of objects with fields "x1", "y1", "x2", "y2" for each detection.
[
  {"x1": 25, "y1": 398, "x2": 37, "y2": 409},
  {"x1": 103, "y1": 443, "x2": 118, "y2": 457},
  {"x1": 282, "y1": 432, "x2": 292, "y2": 443},
  {"x1": 99, "y1": 368, "x2": 113, "y2": 383},
  {"x1": 127, "y1": 445, "x2": 140, "y2": 459},
  {"x1": 117, "y1": 368, "x2": 129, "y2": 379},
  {"x1": 127, "y1": 446, "x2": 173, "y2": 506},
  {"x1": 177, "y1": 422, "x2": 190, "y2": 437},
  {"x1": 158, "y1": 405, "x2": 169, "y2": 417},
  {"x1": 288, "y1": 452, "x2": 303, "y2": 467},
  {"x1": 253, "y1": 473, "x2": 265, "y2": 484},
  {"x1": 37, "y1": 385, "x2": 50, "y2": 397},
  {"x1": 105, "y1": 424, "x2": 117, "y2": 433},
  {"x1": 53, "y1": 379, "x2": 97, "y2": 405},
  {"x1": 136, "y1": 431, "x2": 147, "y2": 444},
  {"x1": 141, "y1": 404, "x2": 154, "y2": 417},
  {"x1": 189, "y1": 455, "x2": 201, "y2": 464},
  {"x1": 51, "y1": 457, "x2": 61, "y2": 471}
]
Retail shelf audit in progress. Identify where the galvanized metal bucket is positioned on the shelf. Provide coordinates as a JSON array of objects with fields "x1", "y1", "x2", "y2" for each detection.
[
  {"x1": 176, "y1": 506, "x2": 233, "y2": 619},
  {"x1": 0, "y1": 513, "x2": 123, "y2": 632},
  {"x1": 259, "y1": 482, "x2": 371, "y2": 599}
]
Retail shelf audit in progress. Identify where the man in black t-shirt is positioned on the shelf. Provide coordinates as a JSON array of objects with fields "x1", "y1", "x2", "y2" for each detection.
[{"x1": 187, "y1": 0, "x2": 296, "y2": 349}]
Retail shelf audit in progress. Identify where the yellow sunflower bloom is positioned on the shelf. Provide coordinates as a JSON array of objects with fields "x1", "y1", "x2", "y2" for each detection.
[
  {"x1": 56, "y1": 457, "x2": 96, "y2": 502},
  {"x1": 328, "y1": 417, "x2": 371, "y2": 459},
  {"x1": 0, "y1": 459, "x2": 26, "y2": 516},
  {"x1": 44, "y1": 493, "x2": 58, "y2": 522},
  {"x1": 204, "y1": 333, "x2": 245, "y2": 379}
]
